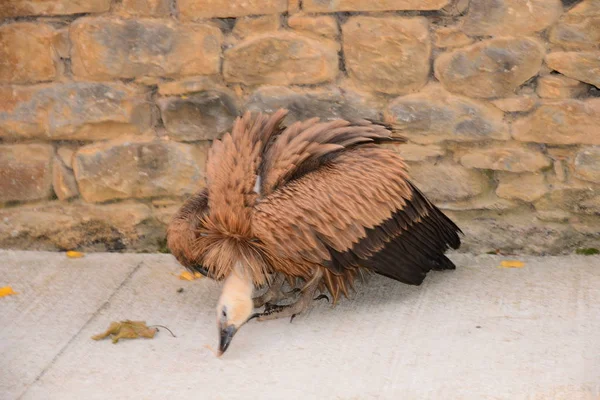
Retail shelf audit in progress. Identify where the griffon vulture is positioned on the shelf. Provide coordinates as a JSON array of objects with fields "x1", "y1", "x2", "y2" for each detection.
[{"x1": 167, "y1": 109, "x2": 461, "y2": 355}]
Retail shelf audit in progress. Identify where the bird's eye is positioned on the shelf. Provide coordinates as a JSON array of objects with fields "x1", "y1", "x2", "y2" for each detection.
[{"x1": 222, "y1": 309, "x2": 227, "y2": 318}]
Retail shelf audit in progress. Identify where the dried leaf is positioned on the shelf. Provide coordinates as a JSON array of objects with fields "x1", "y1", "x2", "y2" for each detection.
[
  {"x1": 179, "y1": 271, "x2": 195, "y2": 280},
  {"x1": 66, "y1": 251, "x2": 85, "y2": 259},
  {"x1": 92, "y1": 320, "x2": 157, "y2": 344},
  {"x1": 0, "y1": 286, "x2": 17, "y2": 297},
  {"x1": 499, "y1": 260, "x2": 525, "y2": 268},
  {"x1": 176, "y1": 270, "x2": 203, "y2": 281}
]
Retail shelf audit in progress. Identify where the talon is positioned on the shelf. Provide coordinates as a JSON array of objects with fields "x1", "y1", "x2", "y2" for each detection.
[
  {"x1": 313, "y1": 294, "x2": 329, "y2": 303},
  {"x1": 290, "y1": 314, "x2": 297, "y2": 323},
  {"x1": 285, "y1": 288, "x2": 301, "y2": 296},
  {"x1": 264, "y1": 302, "x2": 276, "y2": 313}
]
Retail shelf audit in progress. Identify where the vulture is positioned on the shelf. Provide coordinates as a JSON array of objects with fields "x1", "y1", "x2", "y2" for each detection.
[{"x1": 167, "y1": 109, "x2": 461, "y2": 355}]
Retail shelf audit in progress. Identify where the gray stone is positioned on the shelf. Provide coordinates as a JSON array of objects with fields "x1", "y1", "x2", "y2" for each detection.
[
  {"x1": 549, "y1": 0, "x2": 600, "y2": 49},
  {"x1": 445, "y1": 210, "x2": 579, "y2": 255},
  {"x1": 434, "y1": 38, "x2": 545, "y2": 98},
  {"x1": 157, "y1": 76, "x2": 222, "y2": 96},
  {"x1": 246, "y1": 85, "x2": 383, "y2": 125},
  {"x1": 158, "y1": 90, "x2": 239, "y2": 141},
  {"x1": 385, "y1": 84, "x2": 509, "y2": 144},
  {"x1": 0, "y1": 0, "x2": 111, "y2": 17},
  {"x1": 0, "y1": 83, "x2": 153, "y2": 141},
  {"x1": 463, "y1": 0, "x2": 562, "y2": 36},
  {"x1": 73, "y1": 138, "x2": 208, "y2": 203},
  {"x1": 535, "y1": 188, "x2": 600, "y2": 216},
  {"x1": 71, "y1": 18, "x2": 223, "y2": 80}
]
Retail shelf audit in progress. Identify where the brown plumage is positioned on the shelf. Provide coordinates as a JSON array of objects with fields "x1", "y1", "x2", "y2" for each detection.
[{"x1": 167, "y1": 109, "x2": 462, "y2": 355}]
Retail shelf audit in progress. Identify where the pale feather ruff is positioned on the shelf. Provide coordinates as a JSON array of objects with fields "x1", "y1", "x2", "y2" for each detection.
[{"x1": 191, "y1": 216, "x2": 277, "y2": 287}]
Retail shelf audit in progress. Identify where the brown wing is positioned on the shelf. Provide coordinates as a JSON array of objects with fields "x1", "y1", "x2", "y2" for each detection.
[
  {"x1": 252, "y1": 146, "x2": 461, "y2": 285},
  {"x1": 166, "y1": 188, "x2": 210, "y2": 275},
  {"x1": 259, "y1": 118, "x2": 398, "y2": 197}
]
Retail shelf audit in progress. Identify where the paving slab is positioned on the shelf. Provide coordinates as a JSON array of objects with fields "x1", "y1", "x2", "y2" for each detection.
[
  {"x1": 1, "y1": 251, "x2": 599, "y2": 400},
  {"x1": 0, "y1": 251, "x2": 142, "y2": 399}
]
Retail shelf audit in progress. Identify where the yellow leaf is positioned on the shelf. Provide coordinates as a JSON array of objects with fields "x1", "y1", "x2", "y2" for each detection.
[
  {"x1": 176, "y1": 270, "x2": 203, "y2": 281},
  {"x1": 92, "y1": 320, "x2": 157, "y2": 344},
  {"x1": 0, "y1": 286, "x2": 17, "y2": 297},
  {"x1": 179, "y1": 271, "x2": 195, "y2": 281},
  {"x1": 499, "y1": 260, "x2": 525, "y2": 268},
  {"x1": 66, "y1": 251, "x2": 85, "y2": 258}
]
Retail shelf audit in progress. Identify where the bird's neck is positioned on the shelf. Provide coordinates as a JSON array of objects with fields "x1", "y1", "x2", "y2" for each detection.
[{"x1": 222, "y1": 262, "x2": 253, "y2": 299}]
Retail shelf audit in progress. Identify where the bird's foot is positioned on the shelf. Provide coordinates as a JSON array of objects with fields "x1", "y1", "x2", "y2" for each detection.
[
  {"x1": 254, "y1": 290, "x2": 329, "y2": 323},
  {"x1": 253, "y1": 274, "x2": 298, "y2": 308}
]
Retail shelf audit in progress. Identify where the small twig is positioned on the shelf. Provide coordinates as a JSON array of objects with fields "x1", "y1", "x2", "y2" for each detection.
[{"x1": 148, "y1": 325, "x2": 177, "y2": 338}]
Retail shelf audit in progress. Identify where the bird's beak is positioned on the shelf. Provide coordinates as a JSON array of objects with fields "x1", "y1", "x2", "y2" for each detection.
[{"x1": 218, "y1": 324, "x2": 237, "y2": 356}]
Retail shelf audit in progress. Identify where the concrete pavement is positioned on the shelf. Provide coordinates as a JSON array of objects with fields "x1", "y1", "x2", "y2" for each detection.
[{"x1": 1, "y1": 250, "x2": 599, "y2": 400}]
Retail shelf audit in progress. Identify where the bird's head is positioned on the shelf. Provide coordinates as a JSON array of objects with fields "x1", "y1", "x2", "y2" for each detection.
[{"x1": 216, "y1": 263, "x2": 254, "y2": 356}]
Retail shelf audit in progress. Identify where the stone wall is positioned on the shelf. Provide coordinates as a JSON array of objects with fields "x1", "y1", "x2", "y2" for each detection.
[{"x1": 1, "y1": 0, "x2": 599, "y2": 255}]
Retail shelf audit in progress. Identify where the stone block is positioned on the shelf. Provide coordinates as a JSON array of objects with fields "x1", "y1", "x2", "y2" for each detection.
[
  {"x1": 117, "y1": 0, "x2": 171, "y2": 17},
  {"x1": 246, "y1": 85, "x2": 383, "y2": 125},
  {"x1": 0, "y1": 23, "x2": 58, "y2": 84},
  {"x1": 0, "y1": 0, "x2": 111, "y2": 18},
  {"x1": 52, "y1": 158, "x2": 79, "y2": 201},
  {"x1": 73, "y1": 138, "x2": 208, "y2": 203},
  {"x1": 385, "y1": 84, "x2": 509, "y2": 144},
  {"x1": 71, "y1": 18, "x2": 222, "y2": 80},
  {"x1": 435, "y1": 38, "x2": 544, "y2": 98},
  {"x1": 512, "y1": 99, "x2": 600, "y2": 145},
  {"x1": 179, "y1": 0, "x2": 286, "y2": 19},
  {"x1": 0, "y1": 144, "x2": 54, "y2": 203},
  {"x1": 223, "y1": 32, "x2": 338, "y2": 85},
  {"x1": 0, "y1": 201, "x2": 156, "y2": 251},
  {"x1": 573, "y1": 146, "x2": 600, "y2": 183},
  {"x1": 549, "y1": 0, "x2": 600, "y2": 49},
  {"x1": 158, "y1": 90, "x2": 239, "y2": 141},
  {"x1": 343, "y1": 17, "x2": 430, "y2": 95},
  {"x1": 460, "y1": 147, "x2": 551, "y2": 173},
  {"x1": 496, "y1": 173, "x2": 548, "y2": 203},
  {"x1": 545, "y1": 52, "x2": 600, "y2": 88},
  {"x1": 536, "y1": 75, "x2": 591, "y2": 98},
  {"x1": 233, "y1": 15, "x2": 280, "y2": 38},
  {"x1": 462, "y1": 0, "x2": 562, "y2": 36},
  {"x1": 407, "y1": 160, "x2": 491, "y2": 202},
  {"x1": 0, "y1": 83, "x2": 153, "y2": 140},
  {"x1": 288, "y1": 15, "x2": 339, "y2": 38},
  {"x1": 303, "y1": 0, "x2": 449, "y2": 12}
]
